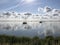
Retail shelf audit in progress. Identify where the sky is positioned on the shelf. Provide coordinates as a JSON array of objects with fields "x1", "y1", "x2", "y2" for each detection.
[{"x1": 0, "y1": 0, "x2": 60, "y2": 14}]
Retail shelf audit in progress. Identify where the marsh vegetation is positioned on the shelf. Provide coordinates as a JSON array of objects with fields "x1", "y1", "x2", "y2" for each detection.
[{"x1": 0, "y1": 35, "x2": 60, "y2": 45}]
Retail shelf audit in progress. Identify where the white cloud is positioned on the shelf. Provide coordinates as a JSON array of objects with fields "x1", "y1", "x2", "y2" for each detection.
[
  {"x1": 38, "y1": 7, "x2": 43, "y2": 12},
  {"x1": 52, "y1": 9, "x2": 60, "y2": 14},
  {"x1": 44, "y1": 6, "x2": 52, "y2": 13},
  {"x1": 0, "y1": 6, "x2": 60, "y2": 19},
  {"x1": 38, "y1": 6, "x2": 60, "y2": 17}
]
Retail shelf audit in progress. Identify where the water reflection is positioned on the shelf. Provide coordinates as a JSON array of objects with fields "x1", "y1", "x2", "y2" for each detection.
[{"x1": 0, "y1": 22, "x2": 60, "y2": 37}]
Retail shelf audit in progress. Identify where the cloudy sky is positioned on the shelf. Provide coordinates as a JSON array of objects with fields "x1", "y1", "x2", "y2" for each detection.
[{"x1": 0, "y1": 0, "x2": 60, "y2": 14}]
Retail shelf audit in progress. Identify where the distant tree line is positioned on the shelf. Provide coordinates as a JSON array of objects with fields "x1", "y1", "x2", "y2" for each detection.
[{"x1": 0, "y1": 35, "x2": 60, "y2": 45}]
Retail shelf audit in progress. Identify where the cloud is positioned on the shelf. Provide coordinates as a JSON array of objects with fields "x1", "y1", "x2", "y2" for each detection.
[
  {"x1": 0, "y1": 6, "x2": 60, "y2": 19},
  {"x1": 38, "y1": 6, "x2": 60, "y2": 16},
  {"x1": 38, "y1": 6, "x2": 52, "y2": 13},
  {"x1": 44, "y1": 6, "x2": 52, "y2": 13},
  {"x1": 52, "y1": 9, "x2": 60, "y2": 14},
  {"x1": 38, "y1": 7, "x2": 43, "y2": 12}
]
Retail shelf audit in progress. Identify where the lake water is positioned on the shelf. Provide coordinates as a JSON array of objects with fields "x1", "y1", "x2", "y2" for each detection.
[{"x1": 0, "y1": 21, "x2": 60, "y2": 37}]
